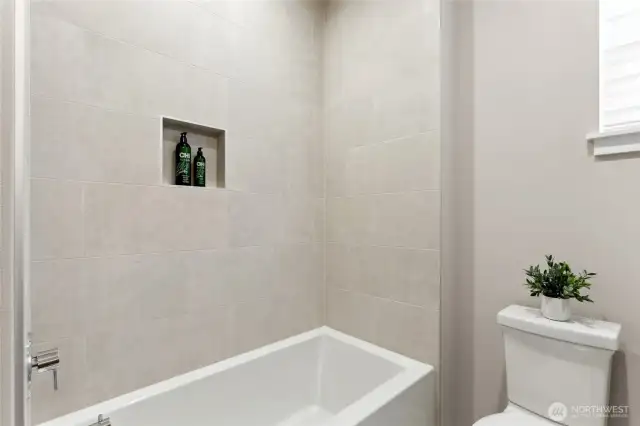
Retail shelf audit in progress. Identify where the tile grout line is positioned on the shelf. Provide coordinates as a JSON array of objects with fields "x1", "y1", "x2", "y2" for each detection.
[
  {"x1": 31, "y1": 242, "x2": 324, "y2": 264},
  {"x1": 31, "y1": 176, "x2": 328, "y2": 198},
  {"x1": 35, "y1": 2, "x2": 232, "y2": 78},
  {"x1": 326, "y1": 188, "x2": 442, "y2": 199},
  {"x1": 330, "y1": 286, "x2": 440, "y2": 312}
]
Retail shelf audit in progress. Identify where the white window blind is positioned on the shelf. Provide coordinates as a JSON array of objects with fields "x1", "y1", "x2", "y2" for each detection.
[{"x1": 600, "y1": 0, "x2": 640, "y2": 130}]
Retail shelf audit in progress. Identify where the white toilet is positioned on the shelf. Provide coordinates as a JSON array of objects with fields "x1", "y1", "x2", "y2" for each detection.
[{"x1": 474, "y1": 305, "x2": 622, "y2": 426}]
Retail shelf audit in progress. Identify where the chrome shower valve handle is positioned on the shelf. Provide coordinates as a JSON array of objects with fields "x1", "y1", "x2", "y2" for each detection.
[{"x1": 29, "y1": 348, "x2": 60, "y2": 391}]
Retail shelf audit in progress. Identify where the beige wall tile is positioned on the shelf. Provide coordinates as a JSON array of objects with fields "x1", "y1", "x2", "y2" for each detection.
[
  {"x1": 229, "y1": 2, "x2": 322, "y2": 93},
  {"x1": 32, "y1": 259, "x2": 90, "y2": 342},
  {"x1": 372, "y1": 82, "x2": 439, "y2": 143},
  {"x1": 84, "y1": 184, "x2": 228, "y2": 256},
  {"x1": 31, "y1": 96, "x2": 160, "y2": 185},
  {"x1": 286, "y1": 125, "x2": 324, "y2": 198},
  {"x1": 328, "y1": 192, "x2": 439, "y2": 248},
  {"x1": 31, "y1": 13, "x2": 229, "y2": 126},
  {"x1": 313, "y1": 198, "x2": 325, "y2": 243},
  {"x1": 326, "y1": 287, "x2": 378, "y2": 344},
  {"x1": 326, "y1": 196, "x2": 374, "y2": 244},
  {"x1": 375, "y1": 300, "x2": 439, "y2": 365},
  {"x1": 32, "y1": 252, "x2": 195, "y2": 343},
  {"x1": 228, "y1": 192, "x2": 284, "y2": 247},
  {"x1": 185, "y1": 246, "x2": 279, "y2": 310},
  {"x1": 325, "y1": 155, "x2": 349, "y2": 197},
  {"x1": 380, "y1": 248, "x2": 440, "y2": 310},
  {"x1": 370, "y1": 191, "x2": 440, "y2": 249},
  {"x1": 30, "y1": 2, "x2": 326, "y2": 419},
  {"x1": 184, "y1": 249, "x2": 242, "y2": 310},
  {"x1": 326, "y1": 244, "x2": 440, "y2": 310},
  {"x1": 324, "y1": 0, "x2": 441, "y2": 386},
  {"x1": 224, "y1": 134, "x2": 288, "y2": 194},
  {"x1": 83, "y1": 184, "x2": 149, "y2": 256},
  {"x1": 351, "y1": 132, "x2": 440, "y2": 194},
  {"x1": 326, "y1": 197, "x2": 349, "y2": 243},
  {"x1": 287, "y1": 283, "x2": 325, "y2": 333},
  {"x1": 175, "y1": 188, "x2": 230, "y2": 251},
  {"x1": 84, "y1": 253, "x2": 190, "y2": 335},
  {"x1": 231, "y1": 296, "x2": 297, "y2": 355},
  {"x1": 227, "y1": 80, "x2": 277, "y2": 141},
  {"x1": 226, "y1": 77, "x2": 299, "y2": 193},
  {"x1": 10, "y1": 0, "x2": 462, "y2": 421},
  {"x1": 84, "y1": 309, "x2": 232, "y2": 401},
  {"x1": 34, "y1": 0, "x2": 234, "y2": 76},
  {"x1": 336, "y1": 245, "x2": 383, "y2": 299},
  {"x1": 191, "y1": 0, "x2": 232, "y2": 22},
  {"x1": 326, "y1": 243, "x2": 352, "y2": 291},
  {"x1": 344, "y1": 145, "x2": 374, "y2": 196},
  {"x1": 282, "y1": 197, "x2": 318, "y2": 244},
  {"x1": 326, "y1": 98, "x2": 374, "y2": 149},
  {"x1": 277, "y1": 244, "x2": 323, "y2": 299},
  {"x1": 31, "y1": 179, "x2": 84, "y2": 260}
]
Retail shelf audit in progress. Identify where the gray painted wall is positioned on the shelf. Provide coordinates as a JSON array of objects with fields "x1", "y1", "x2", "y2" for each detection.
[{"x1": 443, "y1": 1, "x2": 639, "y2": 425}]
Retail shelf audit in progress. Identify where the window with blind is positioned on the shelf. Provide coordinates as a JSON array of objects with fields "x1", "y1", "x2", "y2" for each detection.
[{"x1": 600, "y1": 0, "x2": 640, "y2": 131}]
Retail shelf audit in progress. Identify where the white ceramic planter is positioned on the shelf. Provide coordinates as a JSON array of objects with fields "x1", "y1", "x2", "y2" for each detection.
[{"x1": 541, "y1": 296, "x2": 571, "y2": 321}]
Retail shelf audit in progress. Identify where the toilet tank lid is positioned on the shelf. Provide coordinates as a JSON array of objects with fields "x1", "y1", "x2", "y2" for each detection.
[{"x1": 497, "y1": 305, "x2": 621, "y2": 351}]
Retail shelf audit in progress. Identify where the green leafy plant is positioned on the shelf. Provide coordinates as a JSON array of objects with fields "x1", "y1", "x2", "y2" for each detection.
[{"x1": 524, "y1": 255, "x2": 595, "y2": 302}]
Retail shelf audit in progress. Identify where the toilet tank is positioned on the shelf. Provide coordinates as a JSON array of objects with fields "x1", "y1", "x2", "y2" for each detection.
[{"x1": 498, "y1": 305, "x2": 621, "y2": 426}]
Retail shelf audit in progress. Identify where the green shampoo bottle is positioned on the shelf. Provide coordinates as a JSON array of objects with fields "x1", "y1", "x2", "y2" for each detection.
[
  {"x1": 194, "y1": 147, "x2": 206, "y2": 187},
  {"x1": 175, "y1": 132, "x2": 191, "y2": 186}
]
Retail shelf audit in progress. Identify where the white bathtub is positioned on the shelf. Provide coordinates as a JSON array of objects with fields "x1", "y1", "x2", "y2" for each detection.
[{"x1": 39, "y1": 327, "x2": 436, "y2": 426}]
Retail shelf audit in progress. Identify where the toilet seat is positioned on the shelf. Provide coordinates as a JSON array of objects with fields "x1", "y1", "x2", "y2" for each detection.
[{"x1": 473, "y1": 404, "x2": 558, "y2": 426}]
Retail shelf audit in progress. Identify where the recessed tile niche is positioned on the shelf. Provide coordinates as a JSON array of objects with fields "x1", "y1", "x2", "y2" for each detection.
[{"x1": 162, "y1": 116, "x2": 225, "y2": 188}]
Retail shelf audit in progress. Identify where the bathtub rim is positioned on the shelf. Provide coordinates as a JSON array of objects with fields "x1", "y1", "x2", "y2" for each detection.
[{"x1": 37, "y1": 326, "x2": 434, "y2": 426}]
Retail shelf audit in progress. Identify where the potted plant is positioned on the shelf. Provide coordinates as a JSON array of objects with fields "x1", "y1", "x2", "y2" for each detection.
[{"x1": 524, "y1": 255, "x2": 595, "y2": 321}]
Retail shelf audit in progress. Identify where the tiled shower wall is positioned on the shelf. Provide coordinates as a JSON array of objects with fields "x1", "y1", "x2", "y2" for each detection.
[
  {"x1": 323, "y1": 0, "x2": 441, "y2": 366},
  {"x1": 29, "y1": 0, "x2": 441, "y2": 422},
  {"x1": 29, "y1": 0, "x2": 324, "y2": 422}
]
